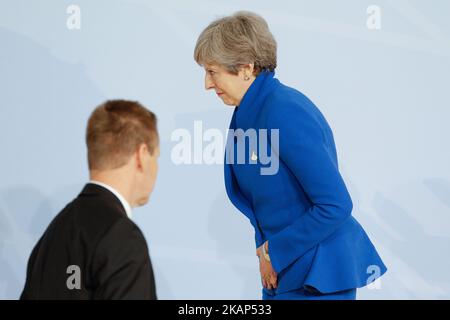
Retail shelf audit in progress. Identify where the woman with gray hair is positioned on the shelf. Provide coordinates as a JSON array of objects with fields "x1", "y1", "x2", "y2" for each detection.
[{"x1": 194, "y1": 11, "x2": 387, "y2": 300}]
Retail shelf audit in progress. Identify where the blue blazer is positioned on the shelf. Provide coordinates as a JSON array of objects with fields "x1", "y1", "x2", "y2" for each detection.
[{"x1": 224, "y1": 71, "x2": 387, "y2": 294}]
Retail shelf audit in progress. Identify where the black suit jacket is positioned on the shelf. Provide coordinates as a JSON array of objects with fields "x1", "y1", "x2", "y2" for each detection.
[{"x1": 20, "y1": 183, "x2": 157, "y2": 300}]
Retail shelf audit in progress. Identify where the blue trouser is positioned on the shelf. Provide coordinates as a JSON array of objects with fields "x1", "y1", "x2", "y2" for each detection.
[{"x1": 262, "y1": 287, "x2": 357, "y2": 300}]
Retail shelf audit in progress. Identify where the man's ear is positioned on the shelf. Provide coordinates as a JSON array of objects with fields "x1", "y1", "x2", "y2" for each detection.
[{"x1": 136, "y1": 143, "x2": 148, "y2": 170}]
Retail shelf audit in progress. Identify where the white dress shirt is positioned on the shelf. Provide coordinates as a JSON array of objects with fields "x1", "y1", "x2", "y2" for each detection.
[{"x1": 89, "y1": 180, "x2": 133, "y2": 219}]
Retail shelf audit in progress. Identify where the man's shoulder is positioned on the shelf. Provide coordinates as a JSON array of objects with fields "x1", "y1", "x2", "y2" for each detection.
[
  {"x1": 47, "y1": 193, "x2": 129, "y2": 246},
  {"x1": 97, "y1": 216, "x2": 148, "y2": 251}
]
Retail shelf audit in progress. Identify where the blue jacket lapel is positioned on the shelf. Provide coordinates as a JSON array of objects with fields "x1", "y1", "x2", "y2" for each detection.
[
  {"x1": 224, "y1": 110, "x2": 255, "y2": 221},
  {"x1": 224, "y1": 104, "x2": 264, "y2": 246}
]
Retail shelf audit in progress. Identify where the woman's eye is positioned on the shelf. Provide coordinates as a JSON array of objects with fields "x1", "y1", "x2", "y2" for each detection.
[{"x1": 208, "y1": 70, "x2": 216, "y2": 75}]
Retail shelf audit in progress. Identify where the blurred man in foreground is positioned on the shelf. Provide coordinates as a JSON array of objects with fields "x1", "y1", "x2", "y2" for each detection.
[{"x1": 21, "y1": 100, "x2": 159, "y2": 299}]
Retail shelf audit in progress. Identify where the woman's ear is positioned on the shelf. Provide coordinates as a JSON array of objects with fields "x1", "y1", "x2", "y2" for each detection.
[{"x1": 240, "y1": 63, "x2": 255, "y2": 79}]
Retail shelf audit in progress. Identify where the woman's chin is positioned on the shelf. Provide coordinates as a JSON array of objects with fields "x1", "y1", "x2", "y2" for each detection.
[{"x1": 221, "y1": 99, "x2": 236, "y2": 106}]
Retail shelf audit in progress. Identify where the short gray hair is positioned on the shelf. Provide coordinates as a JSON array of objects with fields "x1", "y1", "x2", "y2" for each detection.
[{"x1": 194, "y1": 11, "x2": 277, "y2": 75}]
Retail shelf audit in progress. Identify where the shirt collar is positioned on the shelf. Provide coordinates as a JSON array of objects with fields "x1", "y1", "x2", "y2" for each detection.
[{"x1": 89, "y1": 180, "x2": 133, "y2": 219}]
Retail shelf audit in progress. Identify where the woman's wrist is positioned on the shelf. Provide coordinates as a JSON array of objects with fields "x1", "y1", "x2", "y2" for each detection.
[{"x1": 262, "y1": 241, "x2": 271, "y2": 262}]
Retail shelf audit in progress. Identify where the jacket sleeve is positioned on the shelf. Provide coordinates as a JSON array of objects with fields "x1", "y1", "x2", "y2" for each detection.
[
  {"x1": 20, "y1": 237, "x2": 43, "y2": 299},
  {"x1": 255, "y1": 228, "x2": 265, "y2": 249},
  {"x1": 266, "y1": 99, "x2": 353, "y2": 274},
  {"x1": 92, "y1": 218, "x2": 157, "y2": 300}
]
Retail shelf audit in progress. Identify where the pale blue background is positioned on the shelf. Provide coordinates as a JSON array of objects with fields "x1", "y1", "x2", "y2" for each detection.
[{"x1": 1, "y1": 0, "x2": 449, "y2": 299}]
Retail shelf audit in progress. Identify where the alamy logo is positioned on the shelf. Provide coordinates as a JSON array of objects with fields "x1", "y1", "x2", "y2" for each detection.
[
  {"x1": 366, "y1": 264, "x2": 382, "y2": 290},
  {"x1": 366, "y1": 5, "x2": 382, "y2": 30},
  {"x1": 171, "y1": 121, "x2": 280, "y2": 175},
  {"x1": 66, "y1": 265, "x2": 81, "y2": 290},
  {"x1": 66, "y1": 5, "x2": 81, "y2": 30}
]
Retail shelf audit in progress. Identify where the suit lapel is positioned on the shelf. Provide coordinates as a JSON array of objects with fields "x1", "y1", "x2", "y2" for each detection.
[{"x1": 224, "y1": 110, "x2": 258, "y2": 226}]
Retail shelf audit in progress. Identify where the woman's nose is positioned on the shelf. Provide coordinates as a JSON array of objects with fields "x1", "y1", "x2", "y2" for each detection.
[{"x1": 205, "y1": 74, "x2": 215, "y2": 90}]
